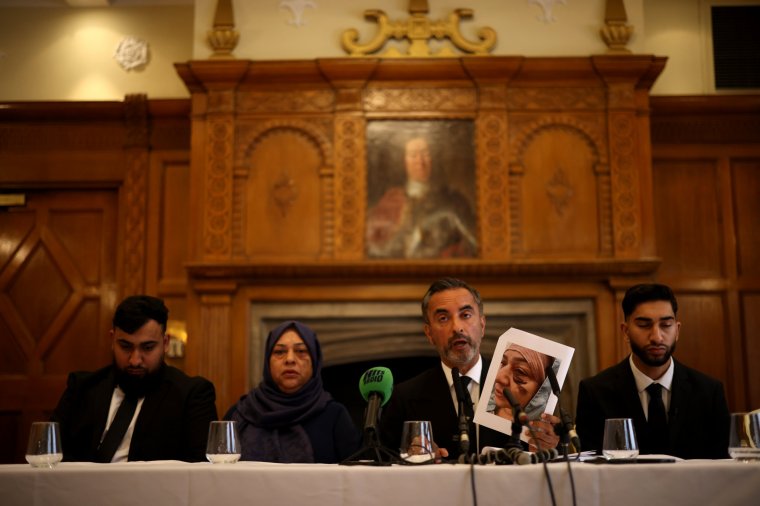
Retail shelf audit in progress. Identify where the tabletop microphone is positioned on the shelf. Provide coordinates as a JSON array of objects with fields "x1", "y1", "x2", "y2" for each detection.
[
  {"x1": 544, "y1": 363, "x2": 581, "y2": 453},
  {"x1": 502, "y1": 388, "x2": 529, "y2": 425},
  {"x1": 358, "y1": 367, "x2": 394, "y2": 436},
  {"x1": 451, "y1": 367, "x2": 470, "y2": 455}
]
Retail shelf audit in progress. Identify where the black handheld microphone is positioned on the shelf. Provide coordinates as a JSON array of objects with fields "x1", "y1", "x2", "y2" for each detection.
[
  {"x1": 502, "y1": 388, "x2": 529, "y2": 425},
  {"x1": 544, "y1": 363, "x2": 581, "y2": 453},
  {"x1": 451, "y1": 367, "x2": 470, "y2": 455}
]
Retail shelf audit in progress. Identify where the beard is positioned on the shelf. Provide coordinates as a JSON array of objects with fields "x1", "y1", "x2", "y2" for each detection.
[
  {"x1": 630, "y1": 339, "x2": 676, "y2": 368},
  {"x1": 115, "y1": 361, "x2": 165, "y2": 398},
  {"x1": 443, "y1": 332, "x2": 478, "y2": 368}
]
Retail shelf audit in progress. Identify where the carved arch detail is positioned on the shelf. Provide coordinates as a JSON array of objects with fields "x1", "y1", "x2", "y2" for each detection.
[
  {"x1": 508, "y1": 117, "x2": 613, "y2": 256},
  {"x1": 233, "y1": 120, "x2": 335, "y2": 258}
]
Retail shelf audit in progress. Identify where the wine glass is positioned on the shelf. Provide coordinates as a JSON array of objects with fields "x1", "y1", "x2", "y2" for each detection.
[
  {"x1": 728, "y1": 411, "x2": 760, "y2": 462},
  {"x1": 602, "y1": 418, "x2": 639, "y2": 460},
  {"x1": 400, "y1": 420, "x2": 435, "y2": 463},
  {"x1": 206, "y1": 421, "x2": 241, "y2": 464},
  {"x1": 25, "y1": 422, "x2": 63, "y2": 468}
]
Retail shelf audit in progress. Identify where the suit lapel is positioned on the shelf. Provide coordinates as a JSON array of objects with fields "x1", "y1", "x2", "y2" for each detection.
[
  {"x1": 91, "y1": 370, "x2": 119, "y2": 453},
  {"x1": 667, "y1": 361, "x2": 690, "y2": 445}
]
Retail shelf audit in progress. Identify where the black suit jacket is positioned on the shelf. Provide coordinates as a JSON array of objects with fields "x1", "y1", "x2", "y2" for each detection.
[
  {"x1": 51, "y1": 364, "x2": 218, "y2": 462},
  {"x1": 379, "y1": 358, "x2": 512, "y2": 460},
  {"x1": 575, "y1": 357, "x2": 729, "y2": 459}
]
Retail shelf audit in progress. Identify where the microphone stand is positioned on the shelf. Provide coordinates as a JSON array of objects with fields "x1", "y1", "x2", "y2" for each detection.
[{"x1": 341, "y1": 424, "x2": 400, "y2": 466}]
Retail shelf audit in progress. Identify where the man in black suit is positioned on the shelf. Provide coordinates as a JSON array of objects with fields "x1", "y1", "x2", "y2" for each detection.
[
  {"x1": 51, "y1": 295, "x2": 217, "y2": 462},
  {"x1": 379, "y1": 277, "x2": 560, "y2": 460},
  {"x1": 575, "y1": 283, "x2": 730, "y2": 459}
]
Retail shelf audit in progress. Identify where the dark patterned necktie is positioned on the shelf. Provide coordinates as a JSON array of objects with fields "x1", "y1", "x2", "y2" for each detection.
[
  {"x1": 646, "y1": 383, "x2": 668, "y2": 452},
  {"x1": 95, "y1": 394, "x2": 138, "y2": 463},
  {"x1": 460, "y1": 376, "x2": 476, "y2": 449}
]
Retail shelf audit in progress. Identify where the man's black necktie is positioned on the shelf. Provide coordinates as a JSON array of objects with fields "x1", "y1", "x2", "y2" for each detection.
[
  {"x1": 460, "y1": 376, "x2": 476, "y2": 449},
  {"x1": 95, "y1": 394, "x2": 138, "y2": 463},
  {"x1": 646, "y1": 383, "x2": 668, "y2": 452}
]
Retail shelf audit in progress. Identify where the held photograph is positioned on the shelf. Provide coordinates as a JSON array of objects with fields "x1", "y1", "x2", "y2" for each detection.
[{"x1": 474, "y1": 328, "x2": 574, "y2": 445}]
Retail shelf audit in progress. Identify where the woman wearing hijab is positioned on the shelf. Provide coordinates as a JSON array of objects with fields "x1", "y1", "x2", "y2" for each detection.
[{"x1": 225, "y1": 320, "x2": 361, "y2": 463}]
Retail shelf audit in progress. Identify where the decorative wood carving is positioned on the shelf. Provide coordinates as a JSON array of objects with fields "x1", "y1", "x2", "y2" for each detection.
[
  {"x1": 204, "y1": 118, "x2": 235, "y2": 259},
  {"x1": 237, "y1": 90, "x2": 334, "y2": 113},
  {"x1": 333, "y1": 116, "x2": 366, "y2": 258},
  {"x1": 123, "y1": 94, "x2": 150, "y2": 296},
  {"x1": 476, "y1": 112, "x2": 510, "y2": 259},
  {"x1": 341, "y1": 1, "x2": 496, "y2": 57},
  {"x1": 364, "y1": 88, "x2": 477, "y2": 112}
]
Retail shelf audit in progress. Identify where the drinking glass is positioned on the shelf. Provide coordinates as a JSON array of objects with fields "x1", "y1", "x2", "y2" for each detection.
[
  {"x1": 206, "y1": 421, "x2": 241, "y2": 464},
  {"x1": 728, "y1": 411, "x2": 760, "y2": 462},
  {"x1": 400, "y1": 420, "x2": 435, "y2": 463},
  {"x1": 25, "y1": 422, "x2": 63, "y2": 468},
  {"x1": 602, "y1": 418, "x2": 639, "y2": 460}
]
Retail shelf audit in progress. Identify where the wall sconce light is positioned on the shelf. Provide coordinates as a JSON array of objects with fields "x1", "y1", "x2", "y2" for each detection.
[{"x1": 166, "y1": 320, "x2": 187, "y2": 358}]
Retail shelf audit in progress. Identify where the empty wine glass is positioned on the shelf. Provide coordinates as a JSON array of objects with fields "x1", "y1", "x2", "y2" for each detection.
[
  {"x1": 206, "y1": 421, "x2": 241, "y2": 464},
  {"x1": 728, "y1": 411, "x2": 760, "y2": 462},
  {"x1": 25, "y1": 422, "x2": 63, "y2": 468},
  {"x1": 400, "y1": 420, "x2": 435, "y2": 463},
  {"x1": 603, "y1": 418, "x2": 639, "y2": 460}
]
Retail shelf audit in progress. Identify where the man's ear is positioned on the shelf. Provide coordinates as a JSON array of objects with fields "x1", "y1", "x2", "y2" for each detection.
[
  {"x1": 423, "y1": 323, "x2": 433, "y2": 345},
  {"x1": 109, "y1": 328, "x2": 116, "y2": 350},
  {"x1": 162, "y1": 332, "x2": 170, "y2": 353},
  {"x1": 621, "y1": 321, "x2": 629, "y2": 343}
]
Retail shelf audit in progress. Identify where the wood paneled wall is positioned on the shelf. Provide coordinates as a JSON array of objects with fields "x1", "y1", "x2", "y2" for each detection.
[
  {"x1": 649, "y1": 95, "x2": 760, "y2": 411},
  {"x1": 0, "y1": 98, "x2": 191, "y2": 463},
  {"x1": 1, "y1": 65, "x2": 758, "y2": 463}
]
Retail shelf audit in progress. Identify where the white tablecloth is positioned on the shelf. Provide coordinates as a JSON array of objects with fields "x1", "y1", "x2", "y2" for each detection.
[{"x1": 2, "y1": 459, "x2": 759, "y2": 506}]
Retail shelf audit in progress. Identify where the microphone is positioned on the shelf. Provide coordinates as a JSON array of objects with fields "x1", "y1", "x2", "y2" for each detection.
[
  {"x1": 544, "y1": 363, "x2": 581, "y2": 453},
  {"x1": 502, "y1": 388, "x2": 529, "y2": 425},
  {"x1": 450, "y1": 368, "x2": 470, "y2": 455},
  {"x1": 358, "y1": 367, "x2": 394, "y2": 436}
]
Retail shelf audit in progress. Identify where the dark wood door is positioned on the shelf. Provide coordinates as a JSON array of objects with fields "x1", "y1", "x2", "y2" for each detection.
[{"x1": 0, "y1": 189, "x2": 118, "y2": 463}]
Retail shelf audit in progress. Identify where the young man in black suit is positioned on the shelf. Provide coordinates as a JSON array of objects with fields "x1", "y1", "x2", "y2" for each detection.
[
  {"x1": 52, "y1": 295, "x2": 217, "y2": 462},
  {"x1": 575, "y1": 283, "x2": 730, "y2": 459},
  {"x1": 379, "y1": 277, "x2": 560, "y2": 460}
]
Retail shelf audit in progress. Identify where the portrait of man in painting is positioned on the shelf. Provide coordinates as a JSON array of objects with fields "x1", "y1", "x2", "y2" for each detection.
[{"x1": 365, "y1": 120, "x2": 478, "y2": 259}]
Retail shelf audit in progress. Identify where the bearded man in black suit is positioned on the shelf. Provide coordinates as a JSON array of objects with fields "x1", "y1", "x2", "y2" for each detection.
[
  {"x1": 575, "y1": 283, "x2": 730, "y2": 459},
  {"x1": 52, "y1": 295, "x2": 217, "y2": 462}
]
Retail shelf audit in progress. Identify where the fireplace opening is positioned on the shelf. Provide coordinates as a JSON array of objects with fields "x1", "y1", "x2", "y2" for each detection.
[{"x1": 322, "y1": 355, "x2": 441, "y2": 430}]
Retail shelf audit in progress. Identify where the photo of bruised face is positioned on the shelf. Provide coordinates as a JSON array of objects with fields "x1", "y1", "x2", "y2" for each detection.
[{"x1": 492, "y1": 344, "x2": 554, "y2": 421}]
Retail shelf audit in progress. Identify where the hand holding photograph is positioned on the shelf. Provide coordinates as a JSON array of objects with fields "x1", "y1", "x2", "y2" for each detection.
[{"x1": 474, "y1": 328, "x2": 574, "y2": 446}]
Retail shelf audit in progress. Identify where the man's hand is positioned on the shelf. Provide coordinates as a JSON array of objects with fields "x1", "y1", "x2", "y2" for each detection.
[{"x1": 527, "y1": 413, "x2": 560, "y2": 452}]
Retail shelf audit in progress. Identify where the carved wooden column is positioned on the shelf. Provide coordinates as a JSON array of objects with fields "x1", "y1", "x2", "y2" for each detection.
[
  {"x1": 122, "y1": 94, "x2": 150, "y2": 296},
  {"x1": 463, "y1": 58, "x2": 521, "y2": 260},
  {"x1": 593, "y1": 55, "x2": 667, "y2": 259},
  {"x1": 319, "y1": 59, "x2": 376, "y2": 260},
  {"x1": 175, "y1": 61, "x2": 248, "y2": 395}
]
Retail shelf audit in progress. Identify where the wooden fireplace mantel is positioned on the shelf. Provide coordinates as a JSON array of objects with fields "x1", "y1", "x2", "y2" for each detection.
[{"x1": 176, "y1": 54, "x2": 666, "y2": 411}]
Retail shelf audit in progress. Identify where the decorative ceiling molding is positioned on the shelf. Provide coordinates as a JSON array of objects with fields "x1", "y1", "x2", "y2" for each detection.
[{"x1": 279, "y1": 0, "x2": 317, "y2": 27}]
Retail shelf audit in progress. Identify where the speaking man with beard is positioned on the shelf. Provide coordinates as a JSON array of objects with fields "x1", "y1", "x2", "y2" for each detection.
[
  {"x1": 575, "y1": 283, "x2": 730, "y2": 459},
  {"x1": 51, "y1": 295, "x2": 217, "y2": 462},
  {"x1": 379, "y1": 278, "x2": 560, "y2": 460}
]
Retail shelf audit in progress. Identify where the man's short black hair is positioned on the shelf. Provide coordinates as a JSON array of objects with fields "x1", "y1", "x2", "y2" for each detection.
[
  {"x1": 622, "y1": 283, "x2": 678, "y2": 319},
  {"x1": 421, "y1": 277, "x2": 483, "y2": 323},
  {"x1": 113, "y1": 295, "x2": 169, "y2": 334}
]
